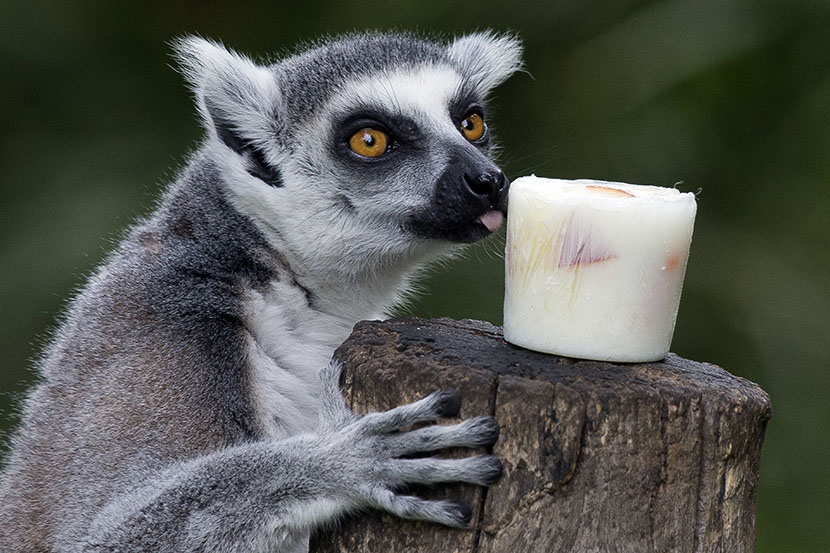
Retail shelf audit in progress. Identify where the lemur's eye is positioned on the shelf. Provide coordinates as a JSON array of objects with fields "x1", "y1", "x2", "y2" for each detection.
[
  {"x1": 460, "y1": 113, "x2": 486, "y2": 142},
  {"x1": 348, "y1": 128, "x2": 389, "y2": 158}
]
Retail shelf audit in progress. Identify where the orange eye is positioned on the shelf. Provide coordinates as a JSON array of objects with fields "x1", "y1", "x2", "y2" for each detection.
[
  {"x1": 348, "y1": 128, "x2": 389, "y2": 158},
  {"x1": 460, "y1": 113, "x2": 486, "y2": 142}
]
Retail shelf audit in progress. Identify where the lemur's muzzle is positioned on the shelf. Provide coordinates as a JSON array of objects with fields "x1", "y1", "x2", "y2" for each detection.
[{"x1": 406, "y1": 146, "x2": 510, "y2": 243}]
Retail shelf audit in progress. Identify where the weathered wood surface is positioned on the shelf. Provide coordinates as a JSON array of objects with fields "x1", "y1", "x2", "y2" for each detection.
[{"x1": 309, "y1": 317, "x2": 771, "y2": 553}]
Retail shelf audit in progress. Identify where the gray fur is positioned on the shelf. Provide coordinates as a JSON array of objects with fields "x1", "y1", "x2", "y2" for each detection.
[
  {"x1": 278, "y1": 32, "x2": 449, "y2": 123},
  {"x1": 0, "y1": 31, "x2": 522, "y2": 552}
]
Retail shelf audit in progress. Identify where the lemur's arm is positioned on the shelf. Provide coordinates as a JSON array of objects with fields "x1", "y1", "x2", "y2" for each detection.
[{"x1": 83, "y1": 363, "x2": 501, "y2": 552}]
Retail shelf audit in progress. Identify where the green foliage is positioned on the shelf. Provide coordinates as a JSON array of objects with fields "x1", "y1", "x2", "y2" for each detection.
[{"x1": 1, "y1": 1, "x2": 828, "y2": 550}]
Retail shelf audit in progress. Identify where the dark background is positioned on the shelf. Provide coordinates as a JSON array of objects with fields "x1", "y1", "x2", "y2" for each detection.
[{"x1": 1, "y1": 1, "x2": 828, "y2": 551}]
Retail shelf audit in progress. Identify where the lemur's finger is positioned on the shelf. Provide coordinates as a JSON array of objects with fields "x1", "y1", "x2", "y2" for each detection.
[
  {"x1": 380, "y1": 456, "x2": 503, "y2": 487},
  {"x1": 358, "y1": 390, "x2": 460, "y2": 434},
  {"x1": 317, "y1": 360, "x2": 344, "y2": 392},
  {"x1": 364, "y1": 486, "x2": 472, "y2": 528},
  {"x1": 317, "y1": 361, "x2": 356, "y2": 431},
  {"x1": 386, "y1": 416, "x2": 499, "y2": 456}
]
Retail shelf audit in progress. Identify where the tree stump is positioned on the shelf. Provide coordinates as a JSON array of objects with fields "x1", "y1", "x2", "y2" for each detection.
[{"x1": 309, "y1": 317, "x2": 771, "y2": 553}]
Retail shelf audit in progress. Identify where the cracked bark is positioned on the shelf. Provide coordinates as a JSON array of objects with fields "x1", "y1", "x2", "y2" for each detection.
[{"x1": 309, "y1": 317, "x2": 771, "y2": 553}]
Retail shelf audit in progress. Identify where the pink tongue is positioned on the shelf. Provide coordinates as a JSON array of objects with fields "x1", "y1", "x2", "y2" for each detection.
[{"x1": 478, "y1": 210, "x2": 504, "y2": 232}]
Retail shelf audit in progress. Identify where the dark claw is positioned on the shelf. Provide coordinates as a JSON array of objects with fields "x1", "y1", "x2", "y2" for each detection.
[
  {"x1": 452, "y1": 502, "x2": 473, "y2": 525},
  {"x1": 482, "y1": 457, "x2": 503, "y2": 485},
  {"x1": 479, "y1": 417, "x2": 500, "y2": 446},
  {"x1": 435, "y1": 390, "x2": 461, "y2": 418}
]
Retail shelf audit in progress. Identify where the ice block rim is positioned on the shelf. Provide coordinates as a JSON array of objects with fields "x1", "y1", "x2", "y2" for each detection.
[{"x1": 511, "y1": 175, "x2": 697, "y2": 208}]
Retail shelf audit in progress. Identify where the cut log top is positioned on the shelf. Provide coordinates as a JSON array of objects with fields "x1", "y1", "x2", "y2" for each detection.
[
  {"x1": 312, "y1": 317, "x2": 771, "y2": 553},
  {"x1": 337, "y1": 317, "x2": 769, "y2": 407}
]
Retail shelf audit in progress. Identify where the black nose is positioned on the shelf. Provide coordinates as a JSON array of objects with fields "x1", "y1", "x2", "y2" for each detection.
[{"x1": 463, "y1": 169, "x2": 508, "y2": 208}]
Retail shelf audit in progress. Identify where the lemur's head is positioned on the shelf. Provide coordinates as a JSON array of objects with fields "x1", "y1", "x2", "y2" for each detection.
[{"x1": 175, "y1": 32, "x2": 522, "y2": 284}]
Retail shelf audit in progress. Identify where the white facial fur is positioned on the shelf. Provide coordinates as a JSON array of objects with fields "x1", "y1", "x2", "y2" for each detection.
[
  {"x1": 176, "y1": 33, "x2": 522, "y2": 321},
  {"x1": 214, "y1": 65, "x2": 473, "y2": 321},
  {"x1": 303, "y1": 65, "x2": 469, "y2": 209}
]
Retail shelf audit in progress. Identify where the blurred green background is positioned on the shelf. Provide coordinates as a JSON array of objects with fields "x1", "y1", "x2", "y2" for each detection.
[{"x1": 1, "y1": 1, "x2": 828, "y2": 550}]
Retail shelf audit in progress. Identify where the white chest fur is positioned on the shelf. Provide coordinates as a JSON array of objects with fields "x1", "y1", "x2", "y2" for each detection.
[{"x1": 243, "y1": 280, "x2": 360, "y2": 439}]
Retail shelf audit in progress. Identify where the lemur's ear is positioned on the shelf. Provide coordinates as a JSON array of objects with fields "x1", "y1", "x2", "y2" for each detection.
[
  {"x1": 448, "y1": 31, "x2": 523, "y2": 94},
  {"x1": 173, "y1": 37, "x2": 283, "y2": 184}
]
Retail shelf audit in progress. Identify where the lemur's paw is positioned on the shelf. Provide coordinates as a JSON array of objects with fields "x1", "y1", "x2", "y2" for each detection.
[
  {"x1": 317, "y1": 360, "x2": 344, "y2": 386},
  {"x1": 364, "y1": 486, "x2": 474, "y2": 528},
  {"x1": 316, "y1": 361, "x2": 357, "y2": 432},
  {"x1": 328, "y1": 389, "x2": 502, "y2": 526},
  {"x1": 443, "y1": 501, "x2": 474, "y2": 527},
  {"x1": 461, "y1": 415, "x2": 500, "y2": 447},
  {"x1": 384, "y1": 415, "x2": 499, "y2": 456},
  {"x1": 432, "y1": 389, "x2": 461, "y2": 418},
  {"x1": 356, "y1": 389, "x2": 463, "y2": 434},
  {"x1": 374, "y1": 454, "x2": 503, "y2": 488},
  {"x1": 474, "y1": 455, "x2": 503, "y2": 486}
]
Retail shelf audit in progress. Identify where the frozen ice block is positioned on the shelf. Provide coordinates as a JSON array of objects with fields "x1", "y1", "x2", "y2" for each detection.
[{"x1": 503, "y1": 176, "x2": 697, "y2": 362}]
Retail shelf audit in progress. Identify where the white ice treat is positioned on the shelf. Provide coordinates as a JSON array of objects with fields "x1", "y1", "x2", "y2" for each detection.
[{"x1": 503, "y1": 176, "x2": 697, "y2": 362}]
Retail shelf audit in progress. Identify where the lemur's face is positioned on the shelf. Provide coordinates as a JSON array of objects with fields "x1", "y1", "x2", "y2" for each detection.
[
  {"x1": 176, "y1": 32, "x2": 522, "y2": 273},
  {"x1": 300, "y1": 65, "x2": 509, "y2": 244}
]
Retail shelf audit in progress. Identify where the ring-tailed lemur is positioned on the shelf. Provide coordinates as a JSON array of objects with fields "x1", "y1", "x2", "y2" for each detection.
[{"x1": 0, "y1": 31, "x2": 522, "y2": 552}]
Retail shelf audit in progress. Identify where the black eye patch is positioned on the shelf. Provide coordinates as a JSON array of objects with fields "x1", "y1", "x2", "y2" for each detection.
[{"x1": 337, "y1": 111, "x2": 423, "y2": 146}]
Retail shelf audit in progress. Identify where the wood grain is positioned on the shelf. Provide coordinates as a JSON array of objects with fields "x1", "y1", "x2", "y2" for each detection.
[{"x1": 310, "y1": 317, "x2": 771, "y2": 553}]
